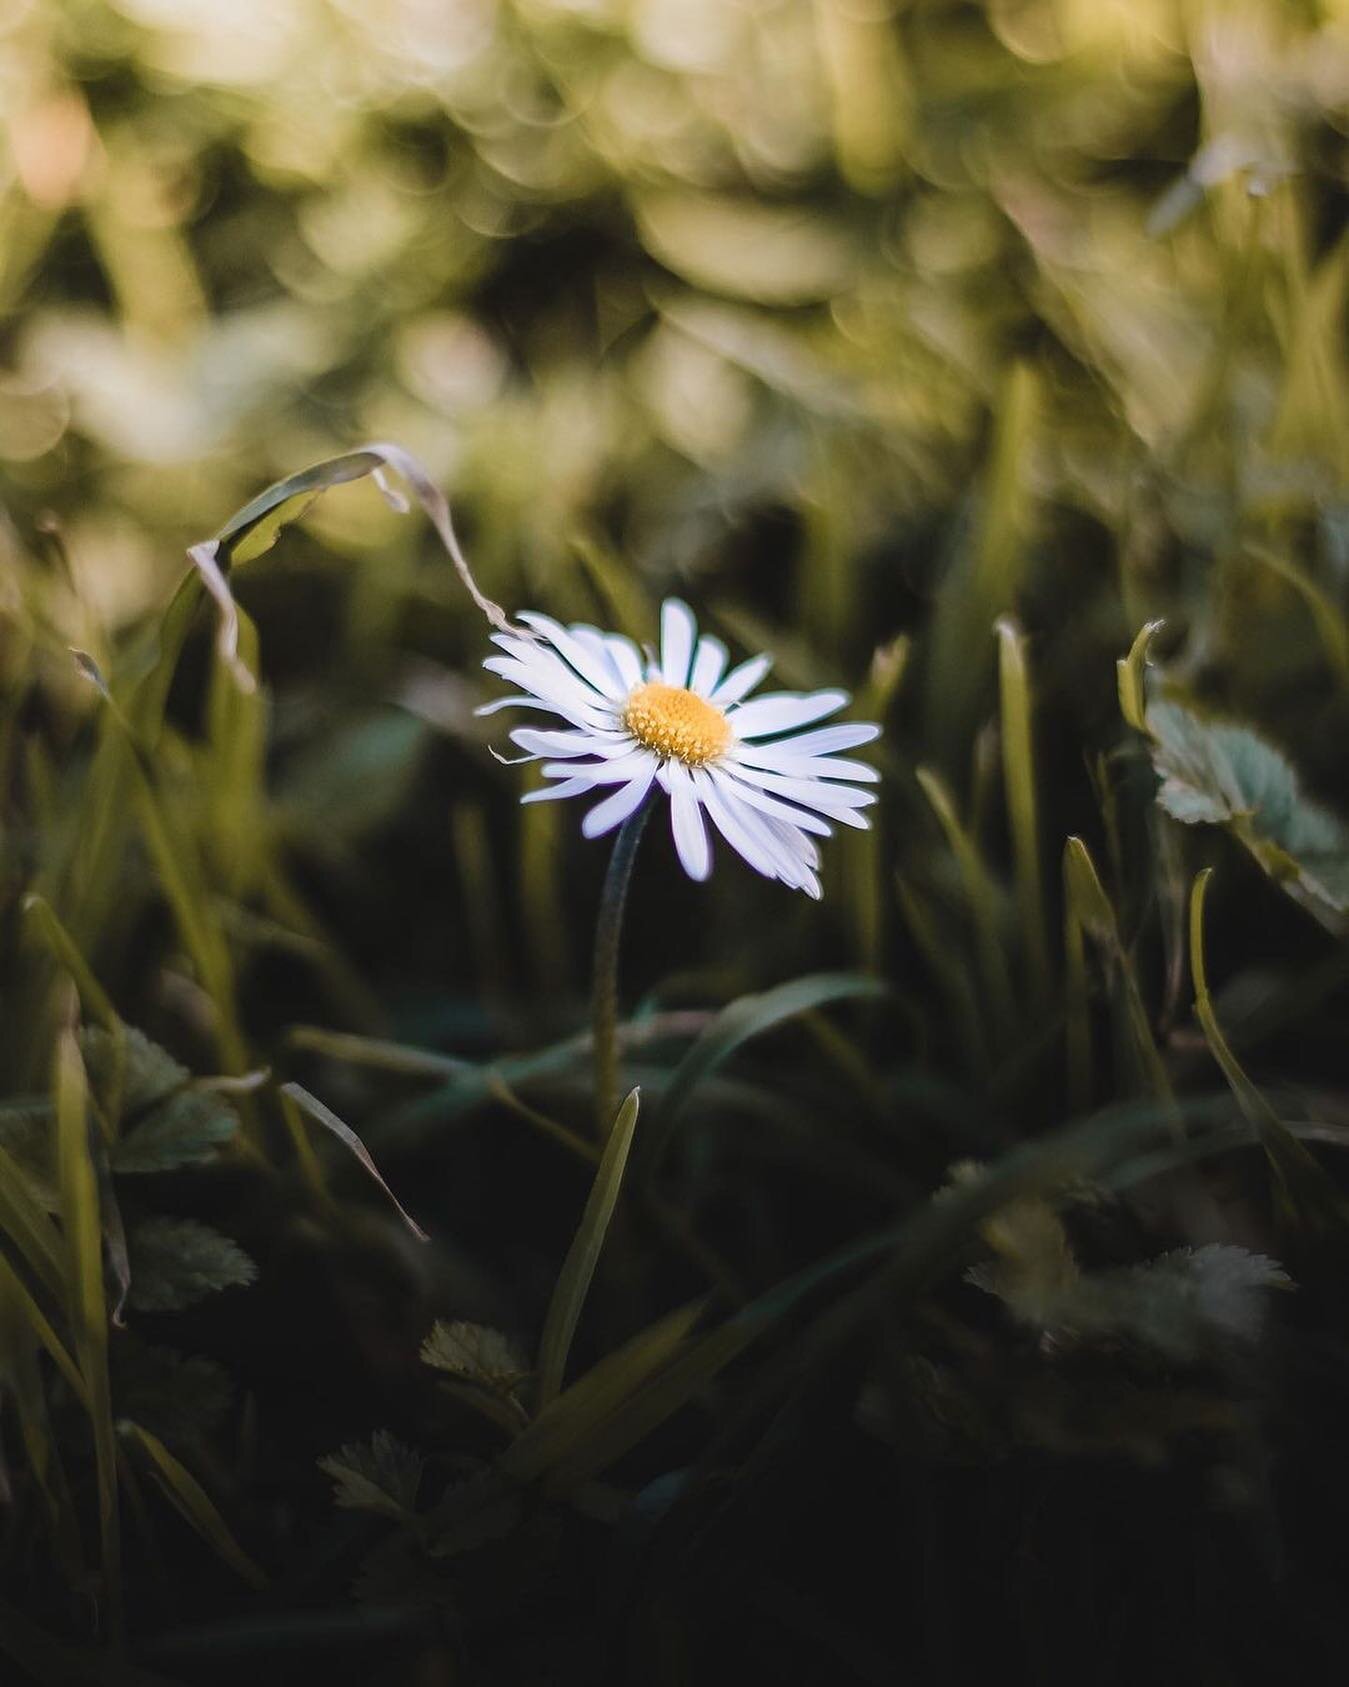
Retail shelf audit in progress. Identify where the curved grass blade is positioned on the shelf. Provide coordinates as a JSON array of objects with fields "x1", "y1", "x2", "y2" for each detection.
[
  {"x1": 119, "y1": 1421, "x2": 267, "y2": 1590},
  {"x1": 1117, "y1": 619, "x2": 1165, "y2": 732},
  {"x1": 279, "y1": 1082, "x2": 428, "y2": 1241},
  {"x1": 1189, "y1": 868, "x2": 1346, "y2": 1229},
  {"x1": 185, "y1": 443, "x2": 511, "y2": 695},
  {"x1": 639, "y1": 974, "x2": 885, "y2": 1178},
  {"x1": 537, "y1": 1087, "x2": 641, "y2": 1407}
]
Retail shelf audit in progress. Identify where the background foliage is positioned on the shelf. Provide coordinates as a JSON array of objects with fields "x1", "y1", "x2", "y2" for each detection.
[{"x1": 2, "y1": 0, "x2": 1349, "y2": 1680}]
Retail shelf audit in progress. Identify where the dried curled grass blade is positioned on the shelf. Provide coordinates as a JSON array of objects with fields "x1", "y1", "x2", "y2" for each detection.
[
  {"x1": 279, "y1": 1082, "x2": 429, "y2": 1242},
  {"x1": 187, "y1": 442, "x2": 513, "y2": 694}
]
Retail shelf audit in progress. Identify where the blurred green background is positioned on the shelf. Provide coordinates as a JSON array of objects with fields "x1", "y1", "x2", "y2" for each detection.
[{"x1": 3, "y1": 1, "x2": 1349, "y2": 1682}]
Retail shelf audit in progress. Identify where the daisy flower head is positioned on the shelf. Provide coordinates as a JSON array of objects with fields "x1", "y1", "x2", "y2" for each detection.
[{"x1": 479, "y1": 600, "x2": 881, "y2": 899}]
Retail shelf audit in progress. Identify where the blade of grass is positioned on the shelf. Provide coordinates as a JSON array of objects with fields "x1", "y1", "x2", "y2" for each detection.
[
  {"x1": 502, "y1": 1297, "x2": 708, "y2": 1483},
  {"x1": 1117, "y1": 619, "x2": 1165, "y2": 732},
  {"x1": 1064, "y1": 837, "x2": 1175, "y2": 1110},
  {"x1": 279, "y1": 1082, "x2": 428, "y2": 1240},
  {"x1": 1189, "y1": 868, "x2": 1346, "y2": 1227},
  {"x1": 998, "y1": 617, "x2": 1050, "y2": 1005},
  {"x1": 55, "y1": 1026, "x2": 120, "y2": 1640},
  {"x1": 119, "y1": 1421, "x2": 267, "y2": 1590},
  {"x1": 537, "y1": 1087, "x2": 641, "y2": 1407},
  {"x1": 638, "y1": 975, "x2": 885, "y2": 1180}
]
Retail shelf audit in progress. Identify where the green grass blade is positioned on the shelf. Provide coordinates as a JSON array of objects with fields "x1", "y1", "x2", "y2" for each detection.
[
  {"x1": 997, "y1": 617, "x2": 1050, "y2": 1005},
  {"x1": 54, "y1": 1027, "x2": 120, "y2": 1639},
  {"x1": 1116, "y1": 619, "x2": 1165, "y2": 732},
  {"x1": 1189, "y1": 868, "x2": 1346, "y2": 1227},
  {"x1": 501, "y1": 1296, "x2": 706, "y2": 1483},
  {"x1": 536, "y1": 1087, "x2": 641, "y2": 1407},
  {"x1": 119, "y1": 1421, "x2": 267, "y2": 1590}
]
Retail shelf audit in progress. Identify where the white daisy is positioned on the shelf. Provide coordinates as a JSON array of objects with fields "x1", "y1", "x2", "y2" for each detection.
[{"x1": 478, "y1": 599, "x2": 880, "y2": 899}]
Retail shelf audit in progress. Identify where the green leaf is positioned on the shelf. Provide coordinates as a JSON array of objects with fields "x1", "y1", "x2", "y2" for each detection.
[
  {"x1": 536, "y1": 1088, "x2": 641, "y2": 1406},
  {"x1": 81, "y1": 1025, "x2": 186, "y2": 1119},
  {"x1": 111, "y1": 1339, "x2": 233, "y2": 1451},
  {"x1": 126, "y1": 1218, "x2": 257, "y2": 1313},
  {"x1": 319, "y1": 1430, "x2": 425, "y2": 1522},
  {"x1": 1147, "y1": 702, "x2": 1349, "y2": 918},
  {"x1": 110, "y1": 1085, "x2": 241, "y2": 1173},
  {"x1": 421, "y1": 1321, "x2": 528, "y2": 1391}
]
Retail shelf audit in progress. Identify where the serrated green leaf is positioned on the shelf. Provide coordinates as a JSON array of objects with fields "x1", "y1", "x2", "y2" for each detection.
[
  {"x1": 80, "y1": 1026, "x2": 186, "y2": 1118},
  {"x1": 420, "y1": 1321, "x2": 528, "y2": 1390},
  {"x1": 319, "y1": 1430, "x2": 424, "y2": 1521},
  {"x1": 1147, "y1": 702, "x2": 1349, "y2": 918},
  {"x1": 111, "y1": 1339, "x2": 233, "y2": 1451},
  {"x1": 110, "y1": 1086, "x2": 240, "y2": 1174},
  {"x1": 127, "y1": 1218, "x2": 257, "y2": 1313}
]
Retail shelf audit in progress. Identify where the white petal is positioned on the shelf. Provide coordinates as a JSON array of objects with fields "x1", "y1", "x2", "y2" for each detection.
[
  {"x1": 689, "y1": 634, "x2": 729, "y2": 697},
  {"x1": 482, "y1": 654, "x2": 617, "y2": 728},
  {"x1": 660, "y1": 598, "x2": 697, "y2": 688},
  {"x1": 692, "y1": 768, "x2": 777, "y2": 879},
  {"x1": 711, "y1": 653, "x2": 771, "y2": 706},
  {"x1": 477, "y1": 695, "x2": 583, "y2": 722},
  {"x1": 521, "y1": 776, "x2": 594, "y2": 804},
  {"x1": 666, "y1": 760, "x2": 711, "y2": 881},
  {"x1": 581, "y1": 766, "x2": 658, "y2": 838},
  {"x1": 740, "y1": 802, "x2": 818, "y2": 891},
  {"x1": 517, "y1": 612, "x2": 628, "y2": 700},
  {"x1": 730, "y1": 747, "x2": 881, "y2": 783},
  {"x1": 728, "y1": 762, "x2": 877, "y2": 825},
  {"x1": 758, "y1": 812, "x2": 823, "y2": 895},
  {"x1": 509, "y1": 727, "x2": 635, "y2": 760},
  {"x1": 726, "y1": 691, "x2": 848, "y2": 739},
  {"x1": 570, "y1": 625, "x2": 627, "y2": 694},
  {"x1": 709, "y1": 765, "x2": 833, "y2": 836},
  {"x1": 541, "y1": 750, "x2": 657, "y2": 786},
  {"x1": 604, "y1": 634, "x2": 644, "y2": 693},
  {"x1": 755, "y1": 722, "x2": 881, "y2": 757}
]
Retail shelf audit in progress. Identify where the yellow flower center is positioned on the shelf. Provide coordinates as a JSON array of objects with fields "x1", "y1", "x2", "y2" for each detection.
[{"x1": 623, "y1": 681, "x2": 731, "y2": 766}]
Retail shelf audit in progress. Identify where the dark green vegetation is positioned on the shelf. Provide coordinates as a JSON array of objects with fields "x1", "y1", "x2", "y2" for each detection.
[{"x1": 2, "y1": 1, "x2": 1349, "y2": 1681}]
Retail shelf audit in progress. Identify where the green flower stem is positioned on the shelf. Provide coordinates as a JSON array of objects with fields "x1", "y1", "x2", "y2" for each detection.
[{"x1": 592, "y1": 799, "x2": 653, "y2": 1136}]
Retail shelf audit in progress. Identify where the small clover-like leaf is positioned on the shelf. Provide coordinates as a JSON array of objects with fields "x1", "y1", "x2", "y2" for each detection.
[
  {"x1": 319, "y1": 1430, "x2": 425, "y2": 1521},
  {"x1": 421, "y1": 1321, "x2": 528, "y2": 1392},
  {"x1": 127, "y1": 1217, "x2": 257, "y2": 1312},
  {"x1": 111, "y1": 1087, "x2": 241, "y2": 1173},
  {"x1": 1146, "y1": 702, "x2": 1349, "y2": 917}
]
